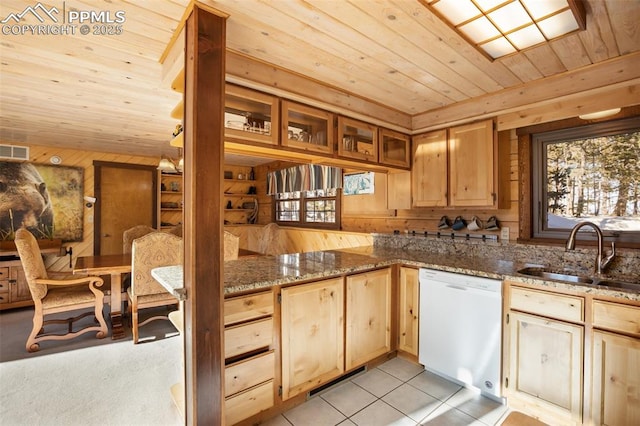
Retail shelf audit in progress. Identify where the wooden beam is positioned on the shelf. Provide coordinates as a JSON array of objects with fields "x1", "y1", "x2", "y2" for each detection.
[
  {"x1": 183, "y1": 5, "x2": 227, "y2": 425},
  {"x1": 412, "y1": 52, "x2": 640, "y2": 132}
]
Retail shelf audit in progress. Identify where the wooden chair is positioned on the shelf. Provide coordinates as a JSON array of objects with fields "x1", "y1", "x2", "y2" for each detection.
[
  {"x1": 122, "y1": 224, "x2": 156, "y2": 254},
  {"x1": 13, "y1": 228, "x2": 108, "y2": 353},
  {"x1": 127, "y1": 232, "x2": 182, "y2": 344}
]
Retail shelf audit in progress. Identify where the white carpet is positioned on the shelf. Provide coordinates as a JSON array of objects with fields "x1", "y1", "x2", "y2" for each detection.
[{"x1": 0, "y1": 308, "x2": 184, "y2": 426}]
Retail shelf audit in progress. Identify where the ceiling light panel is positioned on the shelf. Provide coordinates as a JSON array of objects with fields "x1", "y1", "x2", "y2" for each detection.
[{"x1": 424, "y1": 0, "x2": 585, "y2": 59}]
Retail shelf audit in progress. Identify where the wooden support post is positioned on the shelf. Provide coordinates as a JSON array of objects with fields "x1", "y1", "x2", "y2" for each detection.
[{"x1": 183, "y1": 5, "x2": 227, "y2": 425}]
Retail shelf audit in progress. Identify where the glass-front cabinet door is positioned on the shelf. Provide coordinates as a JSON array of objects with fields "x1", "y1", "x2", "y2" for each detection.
[
  {"x1": 281, "y1": 100, "x2": 334, "y2": 154},
  {"x1": 225, "y1": 84, "x2": 279, "y2": 145},
  {"x1": 379, "y1": 128, "x2": 410, "y2": 168},
  {"x1": 337, "y1": 116, "x2": 378, "y2": 163}
]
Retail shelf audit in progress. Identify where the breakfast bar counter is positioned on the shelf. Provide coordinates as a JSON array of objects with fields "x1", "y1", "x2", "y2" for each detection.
[{"x1": 152, "y1": 245, "x2": 640, "y2": 302}]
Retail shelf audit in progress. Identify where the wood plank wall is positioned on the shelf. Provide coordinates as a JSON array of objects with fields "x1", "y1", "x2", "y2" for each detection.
[
  {"x1": 341, "y1": 129, "x2": 519, "y2": 239},
  {"x1": 4, "y1": 142, "x2": 157, "y2": 271}
]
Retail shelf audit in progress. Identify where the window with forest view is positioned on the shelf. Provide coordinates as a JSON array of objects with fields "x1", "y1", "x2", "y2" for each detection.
[{"x1": 533, "y1": 117, "x2": 640, "y2": 243}]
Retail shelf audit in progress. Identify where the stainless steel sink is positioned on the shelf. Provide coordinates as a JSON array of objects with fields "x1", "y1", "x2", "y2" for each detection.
[
  {"x1": 593, "y1": 279, "x2": 640, "y2": 292},
  {"x1": 518, "y1": 267, "x2": 640, "y2": 292},
  {"x1": 517, "y1": 267, "x2": 594, "y2": 284}
]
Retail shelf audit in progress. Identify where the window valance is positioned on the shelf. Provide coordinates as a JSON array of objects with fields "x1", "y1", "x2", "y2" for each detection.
[{"x1": 267, "y1": 164, "x2": 342, "y2": 195}]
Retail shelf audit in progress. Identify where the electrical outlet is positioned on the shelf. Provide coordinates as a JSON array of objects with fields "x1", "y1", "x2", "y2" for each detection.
[
  {"x1": 88, "y1": 214, "x2": 93, "y2": 223},
  {"x1": 500, "y1": 227, "x2": 509, "y2": 241}
]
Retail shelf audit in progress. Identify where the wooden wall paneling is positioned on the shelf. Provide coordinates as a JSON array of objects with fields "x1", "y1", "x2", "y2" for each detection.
[
  {"x1": 340, "y1": 129, "x2": 520, "y2": 240},
  {"x1": 182, "y1": 6, "x2": 226, "y2": 425}
]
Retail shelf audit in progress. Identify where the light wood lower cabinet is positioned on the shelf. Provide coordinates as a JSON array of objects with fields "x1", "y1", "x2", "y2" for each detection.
[
  {"x1": 223, "y1": 291, "x2": 275, "y2": 425},
  {"x1": 0, "y1": 262, "x2": 32, "y2": 310},
  {"x1": 281, "y1": 267, "x2": 393, "y2": 400},
  {"x1": 506, "y1": 311, "x2": 583, "y2": 424},
  {"x1": 398, "y1": 267, "x2": 419, "y2": 356},
  {"x1": 590, "y1": 300, "x2": 640, "y2": 426},
  {"x1": 504, "y1": 284, "x2": 584, "y2": 425},
  {"x1": 280, "y1": 277, "x2": 345, "y2": 400},
  {"x1": 346, "y1": 268, "x2": 392, "y2": 370}
]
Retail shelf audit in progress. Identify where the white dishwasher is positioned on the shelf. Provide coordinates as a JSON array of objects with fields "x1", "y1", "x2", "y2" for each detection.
[{"x1": 418, "y1": 268, "x2": 503, "y2": 401}]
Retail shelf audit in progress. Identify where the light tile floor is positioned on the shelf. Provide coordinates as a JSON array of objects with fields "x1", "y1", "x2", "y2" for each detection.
[{"x1": 262, "y1": 357, "x2": 510, "y2": 426}]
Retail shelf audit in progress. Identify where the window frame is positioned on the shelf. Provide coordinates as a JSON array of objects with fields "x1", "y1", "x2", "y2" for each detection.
[
  {"x1": 273, "y1": 189, "x2": 341, "y2": 230},
  {"x1": 520, "y1": 115, "x2": 640, "y2": 247}
]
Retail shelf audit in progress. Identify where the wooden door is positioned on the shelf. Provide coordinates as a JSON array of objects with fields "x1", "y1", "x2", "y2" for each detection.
[
  {"x1": 591, "y1": 330, "x2": 640, "y2": 426},
  {"x1": 95, "y1": 162, "x2": 156, "y2": 255},
  {"x1": 506, "y1": 311, "x2": 583, "y2": 424},
  {"x1": 346, "y1": 268, "x2": 392, "y2": 370},
  {"x1": 449, "y1": 119, "x2": 496, "y2": 207},
  {"x1": 398, "y1": 267, "x2": 419, "y2": 357},
  {"x1": 280, "y1": 277, "x2": 344, "y2": 400},
  {"x1": 9, "y1": 266, "x2": 30, "y2": 303},
  {"x1": 412, "y1": 130, "x2": 448, "y2": 207}
]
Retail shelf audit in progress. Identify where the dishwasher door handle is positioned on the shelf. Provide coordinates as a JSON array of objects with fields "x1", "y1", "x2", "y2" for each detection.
[{"x1": 446, "y1": 284, "x2": 468, "y2": 291}]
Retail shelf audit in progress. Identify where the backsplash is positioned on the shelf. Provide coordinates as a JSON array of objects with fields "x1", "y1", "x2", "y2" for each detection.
[{"x1": 373, "y1": 233, "x2": 640, "y2": 278}]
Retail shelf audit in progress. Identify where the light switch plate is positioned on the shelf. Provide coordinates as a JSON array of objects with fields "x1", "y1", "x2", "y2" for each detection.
[{"x1": 500, "y1": 227, "x2": 509, "y2": 241}]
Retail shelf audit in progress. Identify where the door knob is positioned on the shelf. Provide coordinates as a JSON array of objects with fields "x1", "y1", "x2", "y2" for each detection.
[{"x1": 103, "y1": 233, "x2": 111, "y2": 237}]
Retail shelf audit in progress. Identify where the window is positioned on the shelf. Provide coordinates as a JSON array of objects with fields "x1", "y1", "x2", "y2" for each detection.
[
  {"x1": 274, "y1": 188, "x2": 340, "y2": 229},
  {"x1": 532, "y1": 117, "x2": 640, "y2": 243}
]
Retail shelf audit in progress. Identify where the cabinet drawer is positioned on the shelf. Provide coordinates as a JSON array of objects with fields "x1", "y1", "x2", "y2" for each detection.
[
  {"x1": 510, "y1": 286, "x2": 583, "y2": 323},
  {"x1": 225, "y1": 379, "x2": 274, "y2": 426},
  {"x1": 593, "y1": 301, "x2": 640, "y2": 337},
  {"x1": 225, "y1": 350, "x2": 275, "y2": 397},
  {"x1": 0, "y1": 267, "x2": 9, "y2": 280},
  {"x1": 0, "y1": 280, "x2": 10, "y2": 293},
  {"x1": 224, "y1": 291, "x2": 273, "y2": 326},
  {"x1": 225, "y1": 317, "x2": 273, "y2": 359},
  {"x1": 0, "y1": 292, "x2": 9, "y2": 304}
]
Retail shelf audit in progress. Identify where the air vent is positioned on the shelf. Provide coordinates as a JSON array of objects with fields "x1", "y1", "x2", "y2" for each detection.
[{"x1": 0, "y1": 144, "x2": 29, "y2": 161}]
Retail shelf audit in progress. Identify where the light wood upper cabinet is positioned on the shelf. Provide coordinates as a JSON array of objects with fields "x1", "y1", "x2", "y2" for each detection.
[
  {"x1": 412, "y1": 119, "x2": 497, "y2": 208},
  {"x1": 337, "y1": 116, "x2": 378, "y2": 163},
  {"x1": 281, "y1": 100, "x2": 334, "y2": 154},
  {"x1": 398, "y1": 267, "x2": 419, "y2": 356},
  {"x1": 412, "y1": 129, "x2": 448, "y2": 207},
  {"x1": 225, "y1": 84, "x2": 279, "y2": 146},
  {"x1": 379, "y1": 128, "x2": 410, "y2": 168},
  {"x1": 449, "y1": 119, "x2": 497, "y2": 207},
  {"x1": 346, "y1": 268, "x2": 392, "y2": 370},
  {"x1": 280, "y1": 277, "x2": 344, "y2": 400}
]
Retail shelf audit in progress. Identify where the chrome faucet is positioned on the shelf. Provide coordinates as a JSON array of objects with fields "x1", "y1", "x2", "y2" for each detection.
[{"x1": 565, "y1": 221, "x2": 616, "y2": 275}]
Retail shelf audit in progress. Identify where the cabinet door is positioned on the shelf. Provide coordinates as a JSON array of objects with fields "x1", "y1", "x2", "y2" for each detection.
[
  {"x1": 449, "y1": 119, "x2": 496, "y2": 207},
  {"x1": 281, "y1": 277, "x2": 344, "y2": 400},
  {"x1": 338, "y1": 116, "x2": 378, "y2": 163},
  {"x1": 379, "y1": 128, "x2": 410, "y2": 168},
  {"x1": 412, "y1": 130, "x2": 448, "y2": 207},
  {"x1": 346, "y1": 268, "x2": 392, "y2": 370},
  {"x1": 225, "y1": 84, "x2": 279, "y2": 146},
  {"x1": 398, "y1": 267, "x2": 419, "y2": 356},
  {"x1": 506, "y1": 311, "x2": 583, "y2": 424},
  {"x1": 10, "y1": 266, "x2": 31, "y2": 302},
  {"x1": 591, "y1": 331, "x2": 640, "y2": 426},
  {"x1": 281, "y1": 100, "x2": 334, "y2": 154}
]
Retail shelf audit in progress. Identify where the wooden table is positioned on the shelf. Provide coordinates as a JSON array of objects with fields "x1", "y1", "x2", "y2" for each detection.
[{"x1": 73, "y1": 253, "x2": 131, "y2": 340}]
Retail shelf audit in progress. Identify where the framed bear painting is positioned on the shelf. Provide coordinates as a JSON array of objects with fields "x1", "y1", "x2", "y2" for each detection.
[{"x1": 0, "y1": 161, "x2": 84, "y2": 242}]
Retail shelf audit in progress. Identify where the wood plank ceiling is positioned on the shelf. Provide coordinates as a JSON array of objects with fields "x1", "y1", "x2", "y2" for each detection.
[{"x1": 0, "y1": 0, "x2": 638, "y2": 158}]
